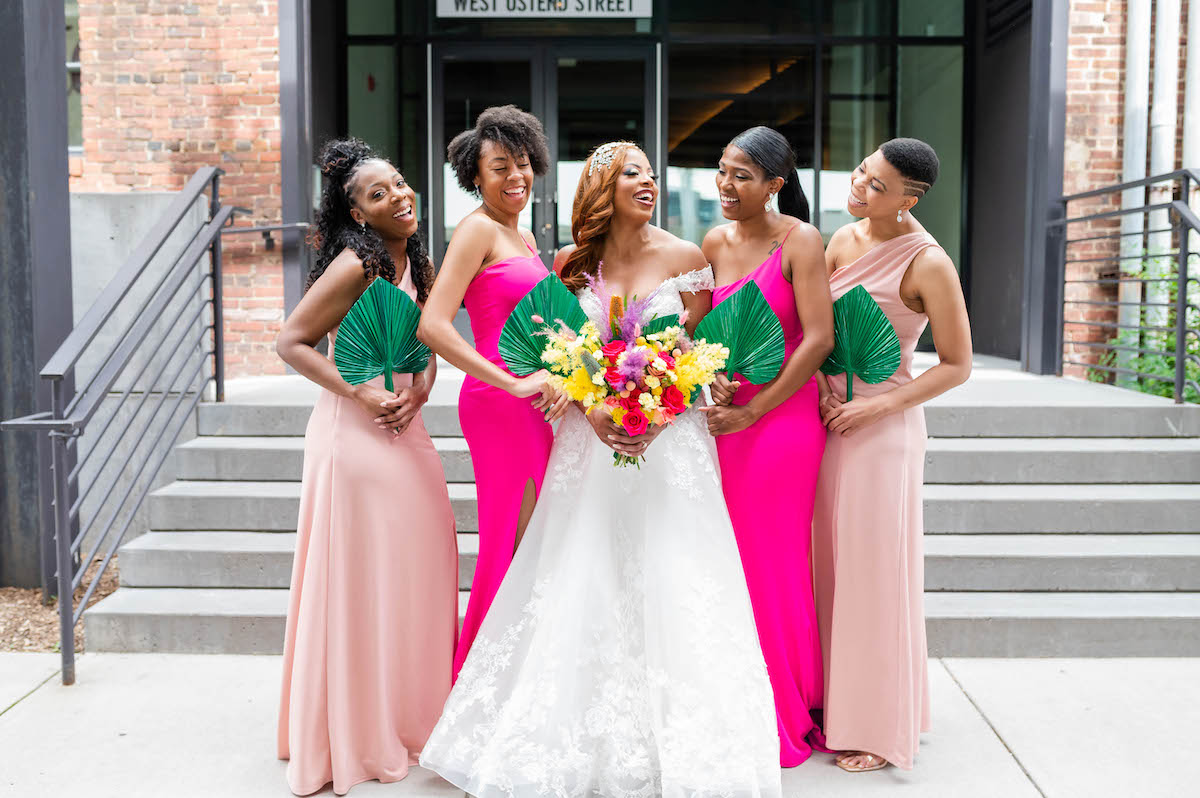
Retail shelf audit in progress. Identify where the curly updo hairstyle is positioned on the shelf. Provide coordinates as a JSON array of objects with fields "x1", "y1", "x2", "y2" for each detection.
[
  {"x1": 559, "y1": 141, "x2": 640, "y2": 292},
  {"x1": 879, "y1": 137, "x2": 940, "y2": 198},
  {"x1": 727, "y1": 126, "x2": 810, "y2": 223},
  {"x1": 306, "y1": 137, "x2": 434, "y2": 302},
  {"x1": 446, "y1": 104, "x2": 550, "y2": 193}
]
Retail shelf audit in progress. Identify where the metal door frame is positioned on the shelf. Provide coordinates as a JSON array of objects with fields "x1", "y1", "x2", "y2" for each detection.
[{"x1": 429, "y1": 41, "x2": 659, "y2": 267}]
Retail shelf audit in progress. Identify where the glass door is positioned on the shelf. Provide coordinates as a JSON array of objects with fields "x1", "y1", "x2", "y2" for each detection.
[{"x1": 432, "y1": 43, "x2": 657, "y2": 268}]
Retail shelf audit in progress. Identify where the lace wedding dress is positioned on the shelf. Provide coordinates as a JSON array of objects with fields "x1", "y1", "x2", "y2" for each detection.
[{"x1": 419, "y1": 267, "x2": 782, "y2": 798}]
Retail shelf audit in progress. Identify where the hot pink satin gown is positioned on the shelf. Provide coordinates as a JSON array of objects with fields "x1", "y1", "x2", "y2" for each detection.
[
  {"x1": 455, "y1": 241, "x2": 555, "y2": 678},
  {"x1": 711, "y1": 225, "x2": 827, "y2": 767},
  {"x1": 813, "y1": 231, "x2": 938, "y2": 770},
  {"x1": 278, "y1": 267, "x2": 458, "y2": 796}
]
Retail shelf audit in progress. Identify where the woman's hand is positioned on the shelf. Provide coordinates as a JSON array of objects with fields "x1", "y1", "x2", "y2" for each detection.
[
  {"x1": 374, "y1": 381, "x2": 430, "y2": 436},
  {"x1": 819, "y1": 392, "x2": 843, "y2": 426},
  {"x1": 586, "y1": 410, "x2": 666, "y2": 457},
  {"x1": 710, "y1": 373, "x2": 741, "y2": 406},
  {"x1": 350, "y1": 383, "x2": 402, "y2": 431},
  {"x1": 824, "y1": 395, "x2": 891, "y2": 437},
  {"x1": 699, "y1": 403, "x2": 759, "y2": 436},
  {"x1": 512, "y1": 369, "x2": 572, "y2": 422}
]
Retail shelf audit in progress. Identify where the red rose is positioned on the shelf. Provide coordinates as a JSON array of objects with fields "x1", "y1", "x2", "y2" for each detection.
[
  {"x1": 621, "y1": 407, "x2": 649, "y2": 436},
  {"x1": 660, "y1": 385, "x2": 687, "y2": 415},
  {"x1": 604, "y1": 367, "x2": 624, "y2": 389},
  {"x1": 619, "y1": 389, "x2": 642, "y2": 410},
  {"x1": 601, "y1": 340, "x2": 627, "y2": 362}
]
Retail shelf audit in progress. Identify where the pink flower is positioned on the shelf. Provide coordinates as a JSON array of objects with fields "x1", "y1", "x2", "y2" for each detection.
[
  {"x1": 621, "y1": 407, "x2": 649, "y2": 436},
  {"x1": 619, "y1": 390, "x2": 643, "y2": 411},
  {"x1": 660, "y1": 385, "x2": 687, "y2": 415},
  {"x1": 658, "y1": 352, "x2": 676, "y2": 370},
  {"x1": 601, "y1": 340, "x2": 627, "y2": 363},
  {"x1": 605, "y1": 367, "x2": 624, "y2": 389}
]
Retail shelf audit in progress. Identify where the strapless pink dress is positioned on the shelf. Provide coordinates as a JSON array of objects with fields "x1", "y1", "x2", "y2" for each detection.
[
  {"x1": 711, "y1": 225, "x2": 827, "y2": 767},
  {"x1": 454, "y1": 243, "x2": 555, "y2": 679}
]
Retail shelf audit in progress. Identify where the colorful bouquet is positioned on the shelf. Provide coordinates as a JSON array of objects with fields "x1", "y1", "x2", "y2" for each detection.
[{"x1": 499, "y1": 272, "x2": 787, "y2": 467}]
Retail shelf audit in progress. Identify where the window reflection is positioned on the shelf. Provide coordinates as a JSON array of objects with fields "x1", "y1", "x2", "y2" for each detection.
[{"x1": 668, "y1": 45, "x2": 814, "y2": 245}]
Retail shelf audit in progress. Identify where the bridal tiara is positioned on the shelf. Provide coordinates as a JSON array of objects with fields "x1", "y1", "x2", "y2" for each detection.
[{"x1": 588, "y1": 141, "x2": 635, "y2": 177}]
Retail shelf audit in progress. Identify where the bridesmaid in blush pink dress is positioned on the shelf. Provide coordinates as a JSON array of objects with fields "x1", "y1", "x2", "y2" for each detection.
[
  {"x1": 416, "y1": 106, "x2": 570, "y2": 679},
  {"x1": 701, "y1": 127, "x2": 835, "y2": 767},
  {"x1": 276, "y1": 140, "x2": 457, "y2": 795},
  {"x1": 812, "y1": 139, "x2": 972, "y2": 773}
]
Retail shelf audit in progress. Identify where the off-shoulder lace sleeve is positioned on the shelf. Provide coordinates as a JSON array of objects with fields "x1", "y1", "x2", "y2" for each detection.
[{"x1": 671, "y1": 264, "x2": 715, "y2": 294}]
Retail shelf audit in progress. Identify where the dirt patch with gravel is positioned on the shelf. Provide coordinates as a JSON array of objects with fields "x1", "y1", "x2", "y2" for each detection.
[{"x1": 0, "y1": 558, "x2": 120, "y2": 653}]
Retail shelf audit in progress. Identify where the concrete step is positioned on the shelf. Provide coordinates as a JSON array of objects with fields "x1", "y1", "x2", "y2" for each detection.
[
  {"x1": 923, "y1": 483, "x2": 1200, "y2": 533},
  {"x1": 120, "y1": 532, "x2": 297, "y2": 588},
  {"x1": 197, "y1": 399, "x2": 1200, "y2": 440},
  {"x1": 173, "y1": 436, "x2": 474, "y2": 482},
  {"x1": 85, "y1": 586, "x2": 1200, "y2": 656},
  {"x1": 147, "y1": 480, "x2": 479, "y2": 532},
  {"x1": 925, "y1": 592, "x2": 1200, "y2": 657},
  {"x1": 924, "y1": 534, "x2": 1200, "y2": 591},
  {"x1": 176, "y1": 434, "x2": 1200, "y2": 485},
  {"x1": 85, "y1": 588, "x2": 471, "y2": 654},
  {"x1": 119, "y1": 530, "x2": 479, "y2": 591},
  {"x1": 148, "y1": 479, "x2": 1200, "y2": 536},
  {"x1": 924, "y1": 438, "x2": 1200, "y2": 484}
]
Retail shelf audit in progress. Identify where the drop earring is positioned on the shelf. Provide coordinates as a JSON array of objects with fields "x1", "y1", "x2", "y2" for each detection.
[
  {"x1": 896, "y1": 209, "x2": 904, "y2": 223},
  {"x1": 360, "y1": 221, "x2": 366, "y2": 231},
  {"x1": 766, "y1": 193, "x2": 774, "y2": 210}
]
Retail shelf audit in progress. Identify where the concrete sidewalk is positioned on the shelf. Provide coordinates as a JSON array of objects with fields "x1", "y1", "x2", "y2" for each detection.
[{"x1": 1, "y1": 653, "x2": 1195, "y2": 798}]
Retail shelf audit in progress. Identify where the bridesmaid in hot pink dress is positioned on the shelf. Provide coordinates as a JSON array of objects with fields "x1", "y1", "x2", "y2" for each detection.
[
  {"x1": 813, "y1": 139, "x2": 971, "y2": 773},
  {"x1": 276, "y1": 139, "x2": 457, "y2": 795},
  {"x1": 417, "y1": 106, "x2": 569, "y2": 679},
  {"x1": 701, "y1": 127, "x2": 834, "y2": 767}
]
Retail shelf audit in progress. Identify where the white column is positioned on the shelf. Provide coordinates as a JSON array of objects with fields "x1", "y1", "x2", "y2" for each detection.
[
  {"x1": 1148, "y1": 0, "x2": 1182, "y2": 331},
  {"x1": 1119, "y1": 1, "x2": 1152, "y2": 380}
]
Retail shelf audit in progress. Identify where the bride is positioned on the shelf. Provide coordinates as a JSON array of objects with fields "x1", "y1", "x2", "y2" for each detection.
[{"x1": 419, "y1": 142, "x2": 782, "y2": 798}]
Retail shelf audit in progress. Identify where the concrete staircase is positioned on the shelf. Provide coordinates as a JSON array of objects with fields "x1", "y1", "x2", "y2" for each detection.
[{"x1": 86, "y1": 356, "x2": 1200, "y2": 656}]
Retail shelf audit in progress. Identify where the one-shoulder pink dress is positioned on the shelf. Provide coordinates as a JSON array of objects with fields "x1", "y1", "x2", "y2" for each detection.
[
  {"x1": 813, "y1": 231, "x2": 938, "y2": 771},
  {"x1": 278, "y1": 266, "x2": 458, "y2": 796},
  {"x1": 711, "y1": 225, "x2": 827, "y2": 767},
  {"x1": 454, "y1": 242, "x2": 555, "y2": 678}
]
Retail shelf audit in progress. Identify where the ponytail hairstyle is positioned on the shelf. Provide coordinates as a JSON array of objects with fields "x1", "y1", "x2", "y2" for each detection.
[
  {"x1": 727, "y1": 126, "x2": 810, "y2": 223},
  {"x1": 879, "y1": 137, "x2": 940, "y2": 198},
  {"x1": 559, "y1": 141, "x2": 641, "y2": 293},
  {"x1": 306, "y1": 137, "x2": 435, "y2": 303}
]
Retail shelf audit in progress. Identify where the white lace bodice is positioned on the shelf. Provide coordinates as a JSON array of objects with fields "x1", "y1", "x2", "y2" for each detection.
[{"x1": 577, "y1": 266, "x2": 715, "y2": 326}]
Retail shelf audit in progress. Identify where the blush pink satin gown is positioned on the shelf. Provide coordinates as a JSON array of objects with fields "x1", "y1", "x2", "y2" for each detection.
[
  {"x1": 813, "y1": 231, "x2": 938, "y2": 771},
  {"x1": 711, "y1": 225, "x2": 827, "y2": 767},
  {"x1": 278, "y1": 266, "x2": 459, "y2": 796},
  {"x1": 454, "y1": 241, "x2": 555, "y2": 679}
]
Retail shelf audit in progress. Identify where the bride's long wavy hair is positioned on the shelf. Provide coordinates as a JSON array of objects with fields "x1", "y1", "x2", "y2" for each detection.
[{"x1": 559, "y1": 141, "x2": 641, "y2": 292}]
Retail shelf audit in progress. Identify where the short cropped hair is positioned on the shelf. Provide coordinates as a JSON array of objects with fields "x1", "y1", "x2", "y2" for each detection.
[{"x1": 446, "y1": 105, "x2": 549, "y2": 193}]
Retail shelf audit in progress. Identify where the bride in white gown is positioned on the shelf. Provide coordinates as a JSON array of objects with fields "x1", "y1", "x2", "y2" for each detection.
[{"x1": 420, "y1": 143, "x2": 782, "y2": 798}]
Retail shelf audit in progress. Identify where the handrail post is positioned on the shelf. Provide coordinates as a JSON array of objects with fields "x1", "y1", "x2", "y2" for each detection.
[
  {"x1": 49, "y1": 380, "x2": 76, "y2": 685},
  {"x1": 1177, "y1": 174, "x2": 1191, "y2": 403},
  {"x1": 209, "y1": 174, "x2": 225, "y2": 403}
]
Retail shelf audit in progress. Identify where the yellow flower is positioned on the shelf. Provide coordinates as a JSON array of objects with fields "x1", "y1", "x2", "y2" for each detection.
[{"x1": 611, "y1": 406, "x2": 627, "y2": 425}]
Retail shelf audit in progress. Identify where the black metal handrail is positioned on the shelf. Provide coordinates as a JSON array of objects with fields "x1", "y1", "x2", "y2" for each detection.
[
  {"x1": 1, "y1": 168, "x2": 232, "y2": 684},
  {"x1": 1052, "y1": 169, "x2": 1200, "y2": 403}
]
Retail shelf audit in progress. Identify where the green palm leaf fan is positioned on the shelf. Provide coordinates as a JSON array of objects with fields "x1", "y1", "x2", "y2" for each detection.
[
  {"x1": 641, "y1": 314, "x2": 680, "y2": 336},
  {"x1": 499, "y1": 273, "x2": 589, "y2": 376},
  {"x1": 334, "y1": 278, "x2": 431, "y2": 393},
  {"x1": 820, "y1": 284, "x2": 901, "y2": 400},
  {"x1": 694, "y1": 280, "x2": 786, "y2": 385}
]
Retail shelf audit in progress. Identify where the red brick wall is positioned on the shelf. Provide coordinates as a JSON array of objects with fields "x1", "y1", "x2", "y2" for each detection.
[
  {"x1": 72, "y1": 0, "x2": 285, "y2": 378},
  {"x1": 1062, "y1": 0, "x2": 1194, "y2": 379},
  {"x1": 1062, "y1": 0, "x2": 1126, "y2": 378}
]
